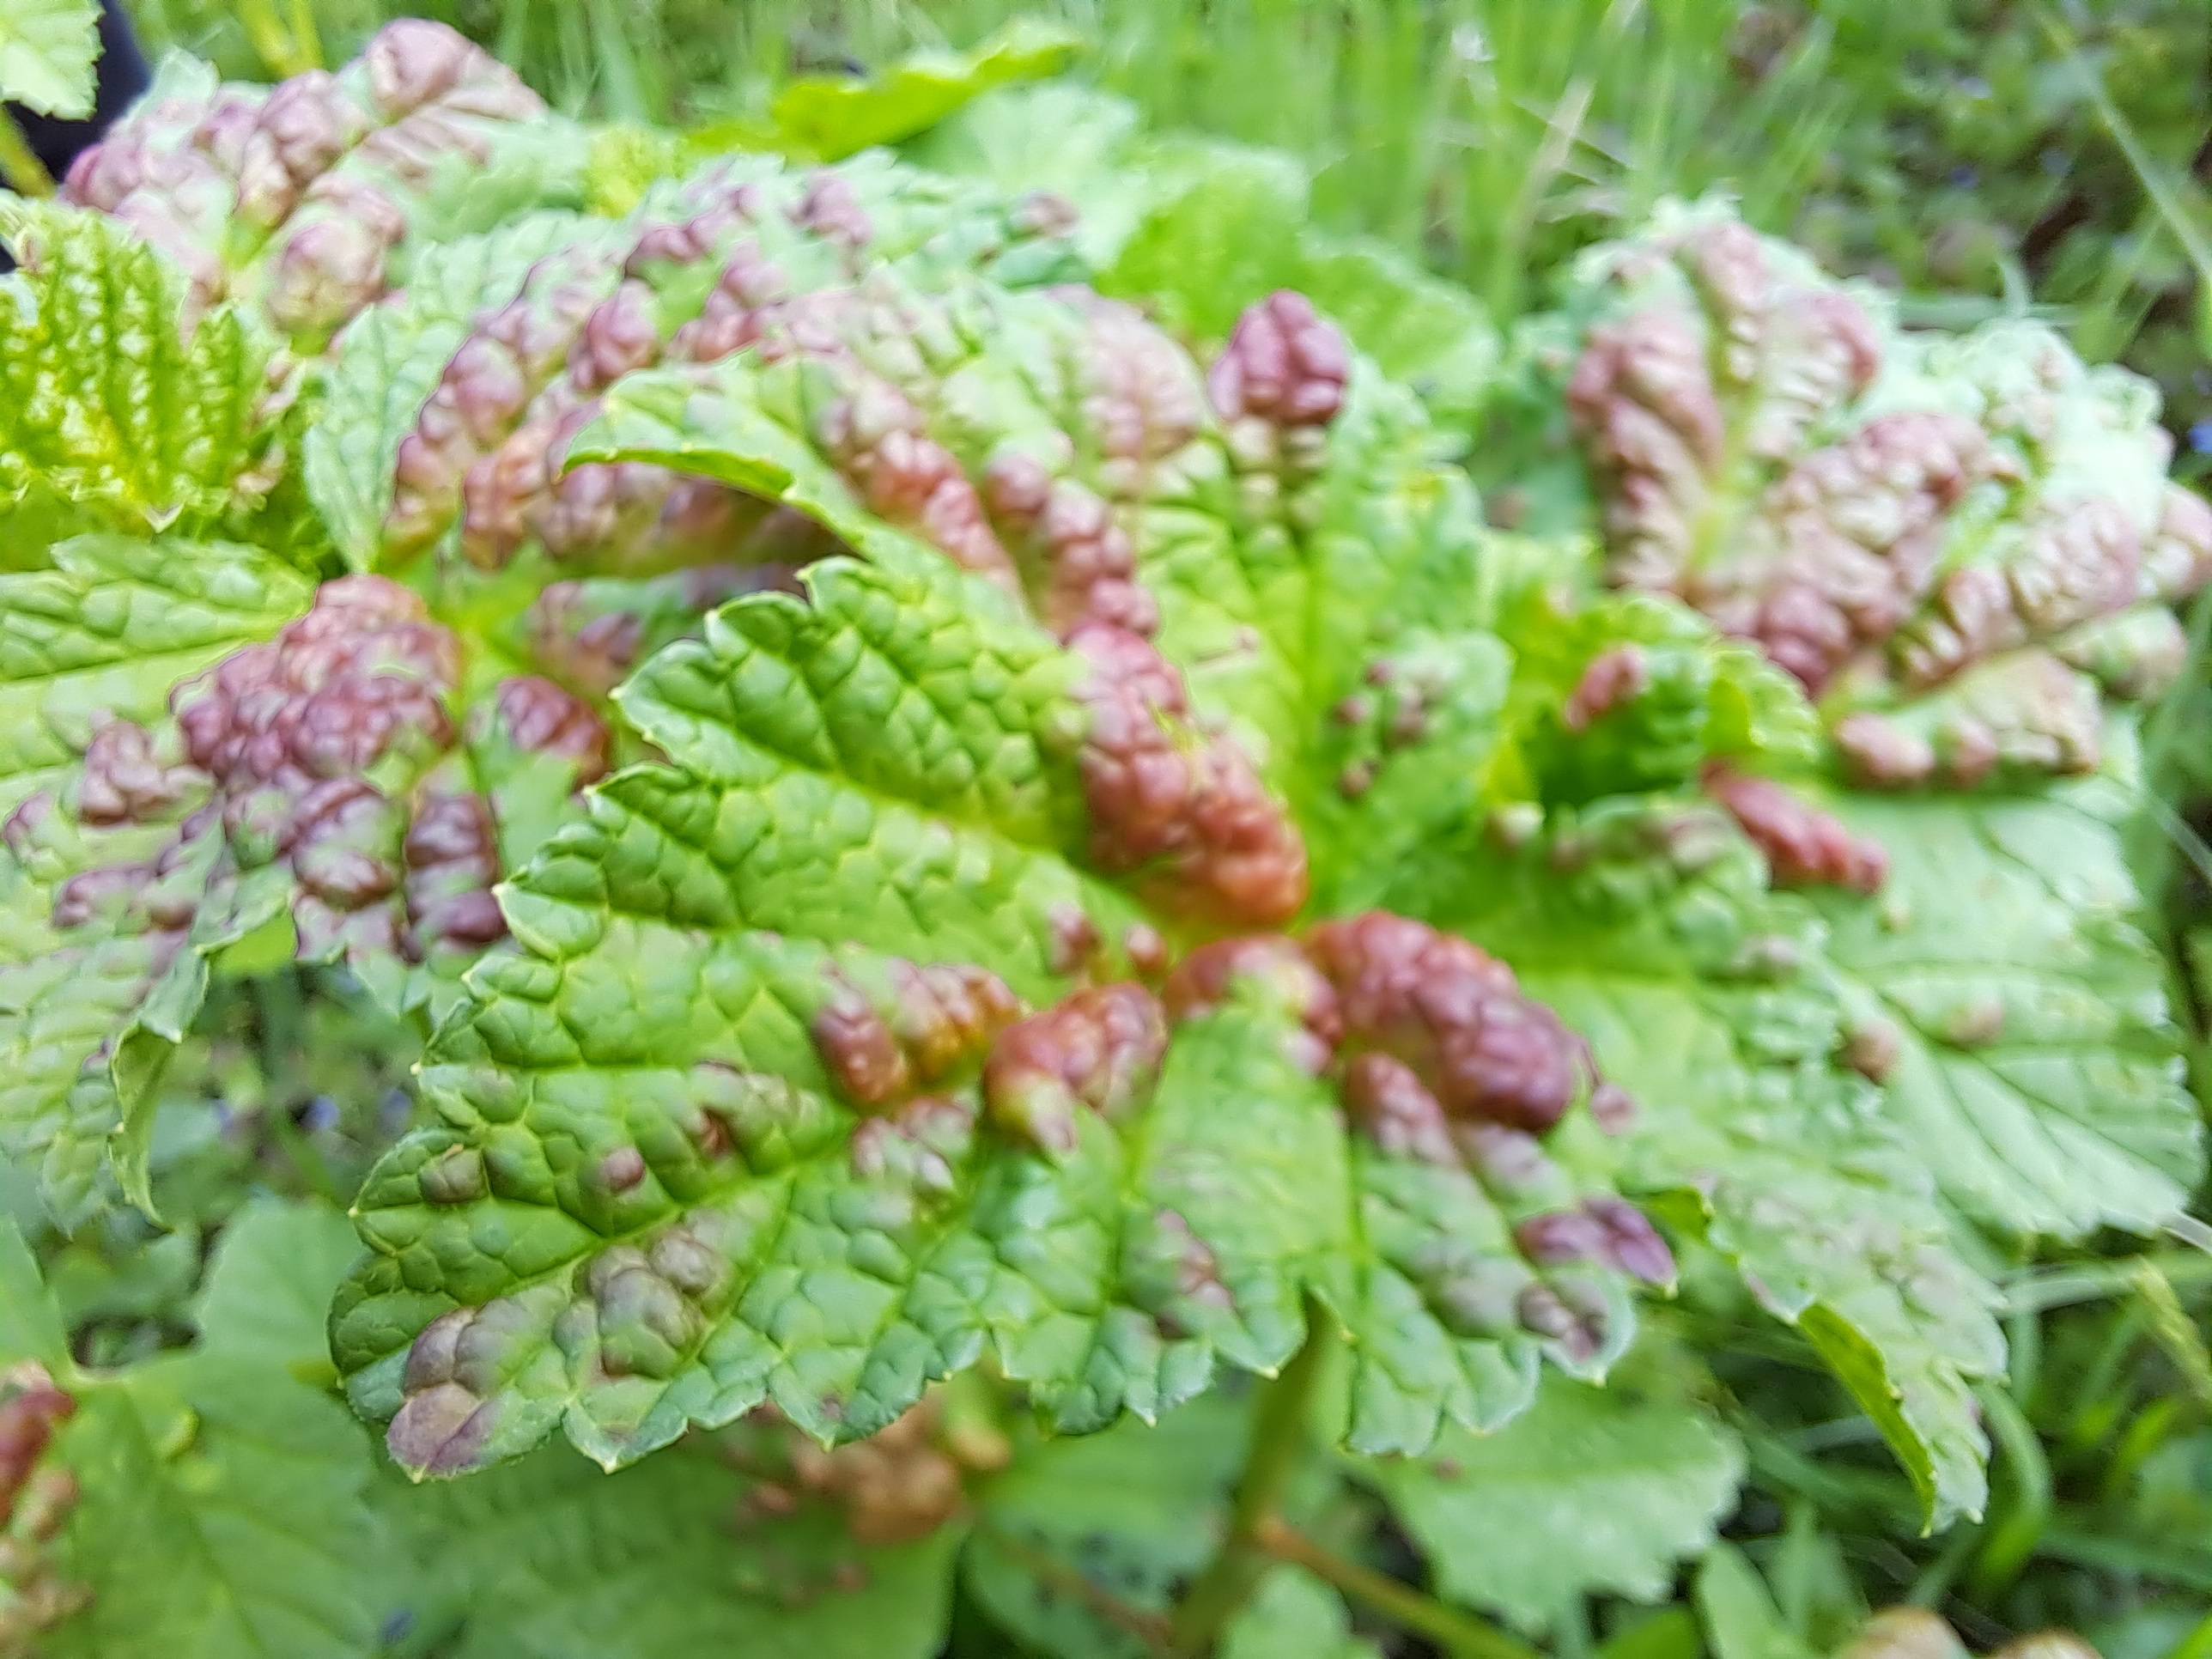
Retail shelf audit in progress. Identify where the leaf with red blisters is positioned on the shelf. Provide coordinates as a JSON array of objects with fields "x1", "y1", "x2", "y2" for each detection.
[
  {"x1": 337, "y1": 901, "x2": 1656, "y2": 1479},
  {"x1": 61, "y1": 21, "x2": 544, "y2": 345},
  {"x1": 1, "y1": 562, "x2": 613, "y2": 1223}
]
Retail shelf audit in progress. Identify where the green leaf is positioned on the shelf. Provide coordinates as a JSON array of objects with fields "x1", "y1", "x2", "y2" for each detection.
[
  {"x1": 1602, "y1": 1608, "x2": 1710, "y2": 1659},
  {"x1": 308, "y1": 214, "x2": 625, "y2": 570},
  {"x1": 0, "y1": 1215, "x2": 68, "y2": 1367},
  {"x1": 1100, "y1": 139, "x2": 1314, "y2": 344},
  {"x1": 337, "y1": 897, "x2": 1632, "y2": 1476},
  {"x1": 902, "y1": 83, "x2": 1147, "y2": 267},
  {"x1": 192, "y1": 1200, "x2": 363, "y2": 1377},
  {"x1": 1694, "y1": 1547, "x2": 1820, "y2": 1659},
  {"x1": 386, "y1": 125, "x2": 599, "y2": 262},
  {"x1": 569, "y1": 256, "x2": 1487, "y2": 807},
  {"x1": 1813, "y1": 775, "x2": 2204, "y2": 1240},
  {"x1": 911, "y1": 91, "x2": 1496, "y2": 431},
  {"x1": 1491, "y1": 589, "x2": 1825, "y2": 807},
  {"x1": 1488, "y1": 194, "x2": 2209, "y2": 1528},
  {"x1": 1550, "y1": 202, "x2": 2203, "y2": 791},
  {"x1": 0, "y1": 538, "x2": 312, "y2": 1224},
  {"x1": 0, "y1": 206, "x2": 279, "y2": 534},
  {"x1": 0, "y1": 534, "x2": 313, "y2": 816},
  {"x1": 770, "y1": 21, "x2": 1080, "y2": 161},
  {"x1": 40, "y1": 1222, "x2": 202, "y2": 1338},
  {"x1": 1287, "y1": 238, "x2": 1498, "y2": 440},
  {"x1": 0, "y1": 0, "x2": 98, "y2": 119},
  {"x1": 1459, "y1": 800, "x2": 2002, "y2": 1529},
  {"x1": 592, "y1": 550, "x2": 1132, "y2": 981},
  {"x1": 53, "y1": 27, "x2": 552, "y2": 348},
  {"x1": 46, "y1": 1356, "x2": 396, "y2": 1659},
  {"x1": 1301, "y1": 628, "x2": 1513, "y2": 915},
  {"x1": 1368, "y1": 1376, "x2": 1746, "y2": 1632},
  {"x1": 1221, "y1": 1568, "x2": 1382, "y2": 1659},
  {"x1": 347, "y1": 219, "x2": 1669, "y2": 1487},
  {"x1": 1152, "y1": 362, "x2": 1498, "y2": 803},
  {"x1": 371, "y1": 158, "x2": 1086, "y2": 572},
  {"x1": 331, "y1": 538, "x2": 1648, "y2": 1476},
  {"x1": 963, "y1": 1400, "x2": 1248, "y2": 1659},
  {"x1": 1, "y1": 562, "x2": 604, "y2": 1226},
  {"x1": 1097, "y1": 135, "x2": 1497, "y2": 420},
  {"x1": 392, "y1": 1440, "x2": 960, "y2": 1659}
]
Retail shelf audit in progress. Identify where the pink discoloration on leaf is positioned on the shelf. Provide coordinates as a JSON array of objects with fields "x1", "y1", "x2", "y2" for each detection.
[
  {"x1": 1305, "y1": 913, "x2": 1591, "y2": 1134},
  {"x1": 1563, "y1": 647, "x2": 1651, "y2": 733},
  {"x1": 64, "y1": 21, "x2": 542, "y2": 342},
  {"x1": 982, "y1": 983, "x2": 1168, "y2": 1155},
  {"x1": 1071, "y1": 623, "x2": 1309, "y2": 927},
  {"x1": 812, "y1": 960, "x2": 1023, "y2": 1110},
  {"x1": 1705, "y1": 766, "x2": 1887, "y2": 893},
  {"x1": 1210, "y1": 291, "x2": 1351, "y2": 431}
]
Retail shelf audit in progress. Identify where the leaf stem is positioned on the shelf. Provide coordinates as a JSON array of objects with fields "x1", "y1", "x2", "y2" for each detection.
[
  {"x1": 284, "y1": 0, "x2": 326, "y2": 70},
  {"x1": 1255, "y1": 1516, "x2": 1544, "y2": 1659},
  {"x1": 2135, "y1": 1260, "x2": 2212, "y2": 1412},
  {"x1": 2005, "y1": 1249, "x2": 2212, "y2": 1315},
  {"x1": 0, "y1": 111, "x2": 55, "y2": 198},
  {"x1": 1967, "y1": 1383, "x2": 2052, "y2": 1601},
  {"x1": 984, "y1": 1526, "x2": 1175, "y2": 1655},
  {"x1": 1168, "y1": 1306, "x2": 1335, "y2": 1656},
  {"x1": 235, "y1": 0, "x2": 312, "y2": 76}
]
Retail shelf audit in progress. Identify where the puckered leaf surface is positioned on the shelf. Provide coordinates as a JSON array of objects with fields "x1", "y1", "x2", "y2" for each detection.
[
  {"x1": 0, "y1": 538, "x2": 313, "y2": 1223},
  {"x1": 57, "y1": 21, "x2": 547, "y2": 345},
  {"x1": 0, "y1": 535, "x2": 312, "y2": 817},
  {"x1": 306, "y1": 212, "x2": 627, "y2": 569},
  {"x1": 1542, "y1": 198, "x2": 2208, "y2": 1253},
  {"x1": 331, "y1": 211, "x2": 2062, "y2": 1522},
  {"x1": 0, "y1": 207, "x2": 279, "y2": 535},
  {"x1": 1814, "y1": 773, "x2": 2201, "y2": 1238},
  {"x1": 0, "y1": 550, "x2": 612, "y2": 1226},
  {"x1": 1450, "y1": 799, "x2": 2002, "y2": 1528},
  {"x1": 333, "y1": 550, "x2": 1650, "y2": 1479},
  {"x1": 337, "y1": 252, "x2": 1663, "y2": 1472},
  {"x1": 37, "y1": 35, "x2": 2212, "y2": 1644},
  {"x1": 907, "y1": 85, "x2": 1498, "y2": 433},
  {"x1": 568, "y1": 270, "x2": 1490, "y2": 805},
  {"x1": 1367, "y1": 1374, "x2": 1746, "y2": 1631},
  {"x1": 1364, "y1": 571, "x2": 1990, "y2": 1519}
]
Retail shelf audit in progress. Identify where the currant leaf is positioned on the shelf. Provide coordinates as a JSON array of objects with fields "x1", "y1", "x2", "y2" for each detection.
[
  {"x1": 1368, "y1": 1375, "x2": 1746, "y2": 1632},
  {"x1": 0, "y1": 207, "x2": 281, "y2": 535},
  {"x1": 0, "y1": 0, "x2": 97, "y2": 119},
  {"x1": 1453, "y1": 799, "x2": 2002, "y2": 1528},
  {"x1": 2, "y1": 563, "x2": 610, "y2": 1225}
]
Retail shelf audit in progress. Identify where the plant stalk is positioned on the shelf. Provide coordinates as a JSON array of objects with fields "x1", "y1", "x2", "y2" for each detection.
[
  {"x1": 236, "y1": 0, "x2": 313, "y2": 76},
  {"x1": 987, "y1": 1527, "x2": 1174, "y2": 1655},
  {"x1": 1255, "y1": 1516, "x2": 1543, "y2": 1659},
  {"x1": 1968, "y1": 1383, "x2": 2052, "y2": 1601},
  {"x1": 0, "y1": 111, "x2": 55, "y2": 198},
  {"x1": 283, "y1": 0, "x2": 326, "y2": 70},
  {"x1": 1167, "y1": 1306, "x2": 1335, "y2": 1656}
]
